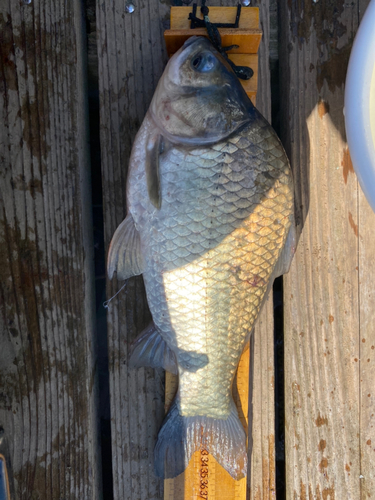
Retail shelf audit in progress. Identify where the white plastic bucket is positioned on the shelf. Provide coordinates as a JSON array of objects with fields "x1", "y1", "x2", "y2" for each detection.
[{"x1": 345, "y1": 0, "x2": 375, "y2": 212}]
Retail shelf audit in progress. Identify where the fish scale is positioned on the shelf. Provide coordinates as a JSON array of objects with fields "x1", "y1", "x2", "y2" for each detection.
[
  {"x1": 128, "y1": 116, "x2": 293, "y2": 421},
  {"x1": 108, "y1": 37, "x2": 294, "y2": 479}
]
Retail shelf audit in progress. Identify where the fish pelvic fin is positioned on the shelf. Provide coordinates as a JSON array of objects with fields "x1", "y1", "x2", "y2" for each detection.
[
  {"x1": 129, "y1": 323, "x2": 178, "y2": 375},
  {"x1": 107, "y1": 213, "x2": 144, "y2": 280},
  {"x1": 154, "y1": 397, "x2": 247, "y2": 480}
]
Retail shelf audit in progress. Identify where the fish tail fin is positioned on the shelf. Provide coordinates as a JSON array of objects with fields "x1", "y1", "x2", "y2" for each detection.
[{"x1": 154, "y1": 397, "x2": 247, "y2": 480}]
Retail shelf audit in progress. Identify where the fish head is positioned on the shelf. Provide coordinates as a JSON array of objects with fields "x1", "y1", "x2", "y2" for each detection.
[{"x1": 150, "y1": 36, "x2": 255, "y2": 145}]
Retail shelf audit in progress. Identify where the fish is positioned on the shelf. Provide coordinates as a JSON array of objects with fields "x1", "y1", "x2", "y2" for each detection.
[{"x1": 107, "y1": 36, "x2": 295, "y2": 480}]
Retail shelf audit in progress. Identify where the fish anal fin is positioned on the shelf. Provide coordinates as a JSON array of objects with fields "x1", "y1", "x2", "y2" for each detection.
[
  {"x1": 129, "y1": 323, "x2": 178, "y2": 375},
  {"x1": 107, "y1": 213, "x2": 144, "y2": 280},
  {"x1": 146, "y1": 132, "x2": 163, "y2": 209}
]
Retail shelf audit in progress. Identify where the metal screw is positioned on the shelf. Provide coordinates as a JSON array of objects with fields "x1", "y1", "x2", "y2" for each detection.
[
  {"x1": 241, "y1": 0, "x2": 251, "y2": 5},
  {"x1": 125, "y1": 2, "x2": 135, "y2": 13}
]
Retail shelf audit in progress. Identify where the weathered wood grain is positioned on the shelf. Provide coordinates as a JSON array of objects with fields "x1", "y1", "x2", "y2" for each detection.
[
  {"x1": 248, "y1": 0, "x2": 276, "y2": 497},
  {"x1": 359, "y1": 182, "x2": 375, "y2": 498},
  {"x1": 170, "y1": 6, "x2": 260, "y2": 30},
  {"x1": 164, "y1": 30, "x2": 262, "y2": 55},
  {"x1": 249, "y1": 297, "x2": 276, "y2": 500},
  {"x1": 279, "y1": 0, "x2": 372, "y2": 497},
  {"x1": 0, "y1": 1, "x2": 101, "y2": 499},
  {"x1": 96, "y1": 0, "x2": 169, "y2": 498},
  {"x1": 357, "y1": 3, "x2": 375, "y2": 495}
]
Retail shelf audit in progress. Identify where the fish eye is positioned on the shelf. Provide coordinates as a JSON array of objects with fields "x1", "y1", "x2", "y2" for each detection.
[
  {"x1": 191, "y1": 52, "x2": 216, "y2": 72},
  {"x1": 192, "y1": 55, "x2": 202, "y2": 68}
]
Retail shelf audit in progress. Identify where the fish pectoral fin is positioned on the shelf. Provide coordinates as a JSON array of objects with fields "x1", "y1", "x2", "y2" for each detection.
[
  {"x1": 273, "y1": 218, "x2": 296, "y2": 278},
  {"x1": 145, "y1": 132, "x2": 163, "y2": 209},
  {"x1": 129, "y1": 323, "x2": 178, "y2": 375},
  {"x1": 107, "y1": 213, "x2": 145, "y2": 280}
]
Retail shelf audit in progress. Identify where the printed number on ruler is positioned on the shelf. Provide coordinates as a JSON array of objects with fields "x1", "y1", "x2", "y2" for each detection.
[{"x1": 199, "y1": 449, "x2": 209, "y2": 498}]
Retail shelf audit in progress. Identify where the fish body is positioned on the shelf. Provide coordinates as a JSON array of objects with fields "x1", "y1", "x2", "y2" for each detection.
[{"x1": 108, "y1": 37, "x2": 294, "y2": 480}]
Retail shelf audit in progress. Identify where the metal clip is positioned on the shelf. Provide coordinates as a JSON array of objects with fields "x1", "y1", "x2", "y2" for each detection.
[{"x1": 188, "y1": 2, "x2": 241, "y2": 29}]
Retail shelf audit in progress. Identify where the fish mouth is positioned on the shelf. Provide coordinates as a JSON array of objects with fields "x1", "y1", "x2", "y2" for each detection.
[{"x1": 179, "y1": 36, "x2": 243, "y2": 81}]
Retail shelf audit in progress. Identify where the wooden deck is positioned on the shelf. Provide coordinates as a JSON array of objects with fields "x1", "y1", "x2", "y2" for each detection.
[
  {"x1": 279, "y1": 0, "x2": 375, "y2": 496},
  {"x1": 0, "y1": 0, "x2": 100, "y2": 498},
  {"x1": 0, "y1": 0, "x2": 373, "y2": 498}
]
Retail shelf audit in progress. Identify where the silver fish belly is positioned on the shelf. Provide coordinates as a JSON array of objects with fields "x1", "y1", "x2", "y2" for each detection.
[{"x1": 107, "y1": 36, "x2": 294, "y2": 480}]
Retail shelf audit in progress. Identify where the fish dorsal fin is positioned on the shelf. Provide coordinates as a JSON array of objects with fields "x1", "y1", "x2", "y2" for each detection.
[
  {"x1": 273, "y1": 218, "x2": 296, "y2": 278},
  {"x1": 107, "y1": 213, "x2": 144, "y2": 280},
  {"x1": 146, "y1": 132, "x2": 163, "y2": 209}
]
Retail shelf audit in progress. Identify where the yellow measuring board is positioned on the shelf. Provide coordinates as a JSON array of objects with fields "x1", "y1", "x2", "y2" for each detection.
[
  {"x1": 163, "y1": 7, "x2": 261, "y2": 497},
  {"x1": 164, "y1": 343, "x2": 250, "y2": 500},
  {"x1": 164, "y1": 7, "x2": 262, "y2": 105}
]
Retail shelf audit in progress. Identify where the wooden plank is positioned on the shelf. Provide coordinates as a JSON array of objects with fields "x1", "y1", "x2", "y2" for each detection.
[
  {"x1": 96, "y1": 0, "x2": 169, "y2": 498},
  {"x1": 170, "y1": 6, "x2": 259, "y2": 30},
  {"x1": 249, "y1": 297, "x2": 276, "y2": 500},
  {"x1": 279, "y1": 0, "x2": 371, "y2": 496},
  {"x1": 248, "y1": 0, "x2": 276, "y2": 496},
  {"x1": 359, "y1": 178, "x2": 375, "y2": 497},
  {"x1": 164, "y1": 30, "x2": 262, "y2": 56},
  {"x1": 0, "y1": 1, "x2": 101, "y2": 499},
  {"x1": 358, "y1": 2, "x2": 375, "y2": 495}
]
